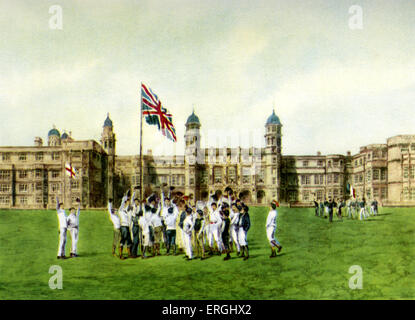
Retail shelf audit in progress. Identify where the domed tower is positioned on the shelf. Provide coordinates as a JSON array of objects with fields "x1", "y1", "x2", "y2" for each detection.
[
  {"x1": 61, "y1": 131, "x2": 74, "y2": 143},
  {"x1": 265, "y1": 109, "x2": 282, "y2": 153},
  {"x1": 184, "y1": 110, "x2": 201, "y2": 159},
  {"x1": 184, "y1": 110, "x2": 202, "y2": 199},
  {"x1": 48, "y1": 126, "x2": 61, "y2": 146},
  {"x1": 101, "y1": 113, "x2": 116, "y2": 202},
  {"x1": 264, "y1": 109, "x2": 283, "y2": 202}
]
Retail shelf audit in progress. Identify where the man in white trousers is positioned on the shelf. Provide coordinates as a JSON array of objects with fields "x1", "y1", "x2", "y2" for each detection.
[
  {"x1": 208, "y1": 202, "x2": 223, "y2": 255},
  {"x1": 237, "y1": 204, "x2": 251, "y2": 261},
  {"x1": 346, "y1": 199, "x2": 352, "y2": 219},
  {"x1": 230, "y1": 202, "x2": 240, "y2": 256},
  {"x1": 119, "y1": 191, "x2": 133, "y2": 259},
  {"x1": 266, "y1": 200, "x2": 282, "y2": 258},
  {"x1": 108, "y1": 198, "x2": 121, "y2": 257},
  {"x1": 183, "y1": 206, "x2": 194, "y2": 260},
  {"x1": 358, "y1": 197, "x2": 368, "y2": 220},
  {"x1": 138, "y1": 206, "x2": 152, "y2": 259},
  {"x1": 56, "y1": 196, "x2": 68, "y2": 259},
  {"x1": 67, "y1": 197, "x2": 81, "y2": 257}
]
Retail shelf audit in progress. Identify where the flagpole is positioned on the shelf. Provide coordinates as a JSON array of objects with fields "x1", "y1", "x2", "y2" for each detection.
[{"x1": 139, "y1": 82, "x2": 144, "y2": 209}]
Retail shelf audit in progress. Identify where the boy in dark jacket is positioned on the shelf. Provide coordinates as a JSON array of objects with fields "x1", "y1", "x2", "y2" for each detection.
[
  {"x1": 221, "y1": 208, "x2": 231, "y2": 261},
  {"x1": 238, "y1": 205, "x2": 251, "y2": 260}
]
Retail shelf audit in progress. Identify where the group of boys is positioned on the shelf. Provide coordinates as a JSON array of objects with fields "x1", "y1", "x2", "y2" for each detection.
[
  {"x1": 56, "y1": 196, "x2": 81, "y2": 259},
  {"x1": 313, "y1": 197, "x2": 379, "y2": 222},
  {"x1": 107, "y1": 186, "x2": 282, "y2": 261},
  {"x1": 346, "y1": 197, "x2": 379, "y2": 220}
]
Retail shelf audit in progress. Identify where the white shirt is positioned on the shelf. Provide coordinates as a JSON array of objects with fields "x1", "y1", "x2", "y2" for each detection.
[
  {"x1": 266, "y1": 209, "x2": 277, "y2": 229},
  {"x1": 151, "y1": 213, "x2": 163, "y2": 228},
  {"x1": 163, "y1": 210, "x2": 179, "y2": 230},
  {"x1": 57, "y1": 208, "x2": 67, "y2": 230},
  {"x1": 230, "y1": 209, "x2": 240, "y2": 226},
  {"x1": 209, "y1": 209, "x2": 222, "y2": 228},
  {"x1": 183, "y1": 215, "x2": 194, "y2": 234},
  {"x1": 119, "y1": 209, "x2": 131, "y2": 227},
  {"x1": 144, "y1": 208, "x2": 153, "y2": 224},
  {"x1": 161, "y1": 203, "x2": 178, "y2": 220},
  {"x1": 139, "y1": 216, "x2": 149, "y2": 235},
  {"x1": 118, "y1": 196, "x2": 132, "y2": 227},
  {"x1": 108, "y1": 202, "x2": 121, "y2": 230},
  {"x1": 208, "y1": 195, "x2": 223, "y2": 209},
  {"x1": 67, "y1": 207, "x2": 80, "y2": 229}
]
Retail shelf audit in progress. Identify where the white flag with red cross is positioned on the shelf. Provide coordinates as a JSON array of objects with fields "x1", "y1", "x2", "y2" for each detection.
[{"x1": 65, "y1": 163, "x2": 77, "y2": 179}]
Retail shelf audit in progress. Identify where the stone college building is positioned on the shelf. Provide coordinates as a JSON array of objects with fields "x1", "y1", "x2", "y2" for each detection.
[{"x1": 0, "y1": 110, "x2": 414, "y2": 208}]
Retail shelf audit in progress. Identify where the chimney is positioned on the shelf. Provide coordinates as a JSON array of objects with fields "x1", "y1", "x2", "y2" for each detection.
[
  {"x1": 147, "y1": 149, "x2": 152, "y2": 155},
  {"x1": 317, "y1": 151, "x2": 321, "y2": 156},
  {"x1": 34, "y1": 137, "x2": 43, "y2": 147},
  {"x1": 347, "y1": 151, "x2": 351, "y2": 156}
]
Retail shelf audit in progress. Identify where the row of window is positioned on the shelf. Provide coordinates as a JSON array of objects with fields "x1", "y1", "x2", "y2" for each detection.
[
  {"x1": 295, "y1": 187, "x2": 388, "y2": 202},
  {"x1": 0, "y1": 169, "x2": 63, "y2": 180},
  {"x1": 403, "y1": 166, "x2": 415, "y2": 179},
  {"x1": 285, "y1": 159, "x2": 344, "y2": 168},
  {"x1": 1, "y1": 152, "x2": 62, "y2": 162},
  {"x1": 0, "y1": 181, "x2": 80, "y2": 193},
  {"x1": 0, "y1": 194, "x2": 81, "y2": 205},
  {"x1": 402, "y1": 187, "x2": 415, "y2": 200},
  {"x1": 353, "y1": 168, "x2": 387, "y2": 184},
  {"x1": 282, "y1": 174, "x2": 343, "y2": 186},
  {"x1": 0, "y1": 168, "x2": 87, "y2": 180},
  {"x1": 266, "y1": 126, "x2": 281, "y2": 133},
  {"x1": 354, "y1": 150, "x2": 387, "y2": 166},
  {"x1": 400, "y1": 145, "x2": 415, "y2": 153}
]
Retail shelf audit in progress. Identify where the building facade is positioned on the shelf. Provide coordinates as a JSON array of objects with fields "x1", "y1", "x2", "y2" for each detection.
[
  {"x1": 1, "y1": 110, "x2": 415, "y2": 208},
  {"x1": 0, "y1": 126, "x2": 112, "y2": 209}
]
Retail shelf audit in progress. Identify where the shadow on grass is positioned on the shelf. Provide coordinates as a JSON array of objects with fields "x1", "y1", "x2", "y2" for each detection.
[{"x1": 80, "y1": 252, "x2": 103, "y2": 257}]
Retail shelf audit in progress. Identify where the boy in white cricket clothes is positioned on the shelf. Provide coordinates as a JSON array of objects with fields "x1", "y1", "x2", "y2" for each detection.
[
  {"x1": 138, "y1": 207, "x2": 151, "y2": 259},
  {"x1": 119, "y1": 191, "x2": 133, "y2": 259},
  {"x1": 107, "y1": 199, "x2": 121, "y2": 257},
  {"x1": 230, "y1": 202, "x2": 240, "y2": 256},
  {"x1": 346, "y1": 199, "x2": 352, "y2": 219},
  {"x1": 358, "y1": 197, "x2": 368, "y2": 220},
  {"x1": 183, "y1": 207, "x2": 195, "y2": 260},
  {"x1": 161, "y1": 186, "x2": 176, "y2": 250},
  {"x1": 163, "y1": 205, "x2": 179, "y2": 255},
  {"x1": 56, "y1": 196, "x2": 68, "y2": 259},
  {"x1": 150, "y1": 203, "x2": 163, "y2": 256},
  {"x1": 237, "y1": 204, "x2": 251, "y2": 260},
  {"x1": 208, "y1": 202, "x2": 223, "y2": 255},
  {"x1": 202, "y1": 206, "x2": 210, "y2": 249},
  {"x1": 67, "y1": 198, "x2": 81, "y2": 257},
  {"x1": 266, "y1": 200, "x2": 282, "y2": 258}
]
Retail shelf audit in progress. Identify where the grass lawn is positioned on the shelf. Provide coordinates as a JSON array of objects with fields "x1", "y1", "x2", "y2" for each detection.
[{"x1": 0, "y1": 206, "x2": 414, "y2": 300}]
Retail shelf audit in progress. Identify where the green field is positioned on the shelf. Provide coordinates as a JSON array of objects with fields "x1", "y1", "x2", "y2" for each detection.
[{"x1": 0, "y1": 206, "x2": 414, "y2": 300}]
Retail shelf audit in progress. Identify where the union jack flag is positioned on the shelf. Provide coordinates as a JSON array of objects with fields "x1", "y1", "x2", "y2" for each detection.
[{"x1": 141, "y1": 83, "x2": 177, "y2": 142}]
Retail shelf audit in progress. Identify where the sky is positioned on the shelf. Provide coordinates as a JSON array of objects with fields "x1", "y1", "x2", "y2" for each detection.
[{"x1": 1, "y1": 0, "x2": 415, "y2": 156}]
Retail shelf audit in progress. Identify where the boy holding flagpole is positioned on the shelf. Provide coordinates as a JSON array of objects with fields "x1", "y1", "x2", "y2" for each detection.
[{"x1": 56, "y1": 196, "x2": 68, "y2": 259}]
